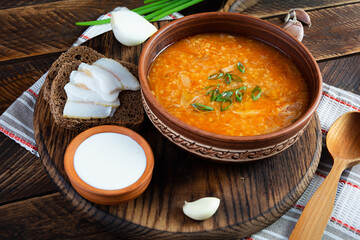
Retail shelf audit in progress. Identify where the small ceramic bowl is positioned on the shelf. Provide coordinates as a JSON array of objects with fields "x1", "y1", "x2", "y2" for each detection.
[
  {"x1": 64, "y1": 125, "x2": 154, "y2": 205},
  {"x1": 139, "y1": 12, "x2": 322, "y2": 163}
]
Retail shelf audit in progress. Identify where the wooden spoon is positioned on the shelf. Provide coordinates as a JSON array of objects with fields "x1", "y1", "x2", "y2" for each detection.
[{"x1": 289, "y1": 111, "x2": 360, "y2": 240}]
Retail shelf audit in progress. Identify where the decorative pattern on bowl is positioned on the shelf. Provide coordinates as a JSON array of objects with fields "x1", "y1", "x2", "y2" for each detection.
[{"x1": 142, "y1": 95, "x2": 308, "y2": 162}]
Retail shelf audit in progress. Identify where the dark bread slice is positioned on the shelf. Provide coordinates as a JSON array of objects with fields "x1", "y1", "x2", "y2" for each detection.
[
  {"x1": 43, "y1": 46, "x2": 104, "y2": 102},
  {"x1": 49, "y1": 49, "x2": 144, "y2": 131}
]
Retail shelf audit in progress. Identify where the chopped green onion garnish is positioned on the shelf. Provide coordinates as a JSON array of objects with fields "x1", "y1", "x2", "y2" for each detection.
[
  {"x1": 233, "y1": 85, "x2": 247, "y2": 93},
  {"x1": 204, "y1": 84, "x2": 220, "y2": 101},
  {"x1": 251, "y1": 86, "x2": 262, "y2": 101},
  {"x1": 230, "y1": 74, "x2": 243, "y2": 82},
  {"x1": 224, "y1": 73, "x2": 232, "y2": 85},
  {"x1": 208, "y1": 73, "x2": 224, "y2": 80},
  {"x1": 210, "y1": 88, "x2": 220, "y2": 101},
  {"x1": 235, "y1": 90, "x2": 243, "y2": 102},
  {"x1": 237, "y1": 62, "x2": 245, "y2": 73},
  {"x1": 234, "y1": 86, "x2": 247, "y2": 102},
  {"x1": 220, "y1": 98, "x2": 233, "y2": 111},
  {"x1": 215, "y1": 91, "x2": 233, "y2": 102},
  {"x1": 191, "y1": 103, "x2": 214, "y2": 111}
]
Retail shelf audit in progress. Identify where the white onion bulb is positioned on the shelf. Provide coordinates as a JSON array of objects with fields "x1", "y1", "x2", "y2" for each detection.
[{"x1": 111, "y1": 10, "x2": 157, "y2": 46}]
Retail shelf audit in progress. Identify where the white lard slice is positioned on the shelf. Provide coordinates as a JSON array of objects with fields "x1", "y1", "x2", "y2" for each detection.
[
  {"x1": 63, "y1": 101, "x2": 113, "y2": 119},
  {"x1": 78, "y1": 63, "x2": 123, "y2": 94},
  {"x1": 70, "y1": 71, "x2": 120, "y2": 102},
  {"x1": 64, "y1": 83, "x2": 120, "y2": 107},
  {"x1": 94, "y1": 58, "x2": 140, "y2": 91}
]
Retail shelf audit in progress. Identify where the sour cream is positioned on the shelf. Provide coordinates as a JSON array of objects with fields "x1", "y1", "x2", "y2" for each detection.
[{"x1": 73, "y1": 132, "x2": 146, "y2": 190}]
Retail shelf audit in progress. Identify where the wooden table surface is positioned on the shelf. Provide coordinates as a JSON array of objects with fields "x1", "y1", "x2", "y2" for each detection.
[{"x1": 0, "y1": 0, "x2": 359, "y2": 239}]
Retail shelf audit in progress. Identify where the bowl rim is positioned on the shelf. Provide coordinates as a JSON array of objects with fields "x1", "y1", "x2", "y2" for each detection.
[
  {"x1": 64, "y1": 125, "x2": 154, "y2": 197},
  {"x1": 139, "y1": 12, "x2": 322, "y2": 142}
]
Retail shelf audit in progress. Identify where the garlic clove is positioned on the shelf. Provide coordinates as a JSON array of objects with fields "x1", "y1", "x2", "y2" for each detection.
[
  {"x1": 283, "y1": 20, "x2": 304, "y2": 42},
  {"x1": 183, "y1": 197, "x2": 220, "y2": 221},
  {"x1": 284, "y1": 11, "x2": 293, "y2": 23},
  {"x1": 285, "y1": 8, "x2": 311, "y2": 27},
  {"x1": 111, "y1": 10, "x2": 157, "y2": 46},
  {"x1": 293, "y1": 9, "x2": 311, "y2": 26}
]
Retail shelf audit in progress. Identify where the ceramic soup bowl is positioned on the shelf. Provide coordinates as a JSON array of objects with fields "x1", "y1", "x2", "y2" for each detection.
[{"x1": 138, "y1": 12, "x2": 322, "y2": 162}]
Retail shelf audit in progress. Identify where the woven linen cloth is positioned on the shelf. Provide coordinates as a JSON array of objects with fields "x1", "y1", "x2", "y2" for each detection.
[{"x1": 1, "y1": 8, "x2": 359, "y2": 240}]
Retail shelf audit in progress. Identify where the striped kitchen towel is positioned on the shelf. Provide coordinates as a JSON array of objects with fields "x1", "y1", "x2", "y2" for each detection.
[{"x1": 0, "y1": 7, "x2": 359, "y2": 240}]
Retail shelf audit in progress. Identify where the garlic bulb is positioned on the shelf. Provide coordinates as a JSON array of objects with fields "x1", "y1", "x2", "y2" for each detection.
[
  {"x1": 285, "y1": 8, "x2": 311, "y2": 27},
  {"x1": 283, "y1": 8, "x2": 310, "y2": 42},
  {"x1": 283, "y1": 19, "x2": 304, "y2": 42},
  {"x1": 111, "y1": 10, "x2": 157, "y2": 46},
  {"x1": 183, "y1": 197, "x2": 220, "y2": 221}
]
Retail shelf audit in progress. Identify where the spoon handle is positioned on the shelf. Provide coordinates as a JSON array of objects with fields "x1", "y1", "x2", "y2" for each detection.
[{"x1": 289, "y1": 158, "x2": 347, "y2": 240}]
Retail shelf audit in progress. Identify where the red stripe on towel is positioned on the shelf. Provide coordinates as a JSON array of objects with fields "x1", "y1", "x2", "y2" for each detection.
[
  {"x1": 315, "y1": 172, "x2": 360, "y2": 190},
  {"x1": 294, "y1": 204, "x2": 305, "y2": 210},
  {"x1": 295, "y1": 204, "x2": 360, "y2": 233},
  {"x1": 339, "y1": 180, "x2": 360, "y2": 190},
  {"x1": 168, "y1": 14, "x2": 177, "y2": 19},
  {"x1": 80, "y1": 34, "x2": 90, "y2": 40},
  {"x1": 27, "y1": 89, "x2": 38, "y2": 98},
  {"x1": 330, "y1": 217, "x2": 360, "y2": 234},
  {"x1": 322, "y1": 92, "x2": 360, "y2": 111},
  {"x1": 0, "y1": 126, "x2": 37, "y2": 151},
  {"x1": 315, "y1": 172, "x2": 327, "y2": 179}
]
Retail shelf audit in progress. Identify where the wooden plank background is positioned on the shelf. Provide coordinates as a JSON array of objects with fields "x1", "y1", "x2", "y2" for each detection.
[{"x1": 0, "y1": 0, "x2": 359, "y2": 238}]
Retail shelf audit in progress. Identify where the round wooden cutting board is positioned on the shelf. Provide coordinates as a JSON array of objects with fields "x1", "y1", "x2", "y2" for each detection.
[{"x1": 34, "y1": 27, "x2": 322, "y2": 239}]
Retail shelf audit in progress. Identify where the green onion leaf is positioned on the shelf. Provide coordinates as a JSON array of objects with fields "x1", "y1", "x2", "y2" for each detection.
[
  {"x1": 224, "y1": 73, "x2": 232, "y2": 85},
  {"x1": 237, "y1": 62, "x2": 245, "y2": 73},
  {"x1": 76, "y1": 0, "x2": 203, "y2": 26},
  {"x1": 251, "y1": 86, "x2": 262, "y2": 101},
  {"x1": 76, "y1": 19, "x2": 111, "y2": 26},
  {"x1": 220, "y1": 98, "x2": 233, "y2": 111},
  {"x1": 230, "y1": 74, "x2": 243, "y2": 82},
  {"x1": 208, "y1": 72, "x2": 224, "y2": 80},
  {"x1": 148, "y1": 0, "x2": 204, "y2": 21},
  {"x1": 144, "y1": 0, "x2": 160, "y2": 3},
  {"x1": 144, "y1": 0, "x2": 188, "y2": 20},
  {"x1": 133, "y1": 0, "x2": 173, "y2": 15},
  {"x1": 191, "y1": 103, "x2": 214, "y2": 111}
]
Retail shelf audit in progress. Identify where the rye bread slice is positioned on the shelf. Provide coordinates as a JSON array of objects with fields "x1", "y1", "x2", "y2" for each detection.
[
  {"x1": 43, "y1": 46, "x2": 104, "y2": 102},
  {"x1": 49, "y1": 51, "x2": 143, "y2": 131}
]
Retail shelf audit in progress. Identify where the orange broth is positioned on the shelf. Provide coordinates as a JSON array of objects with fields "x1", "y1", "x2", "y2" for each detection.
[{"x1": 148, "y1": 33, "x2": 309, "y2": 136}]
